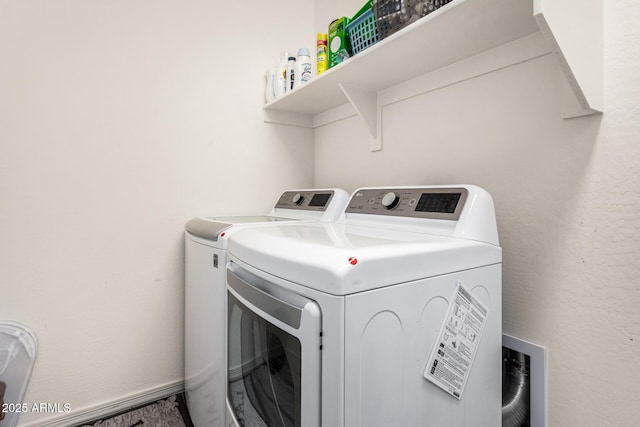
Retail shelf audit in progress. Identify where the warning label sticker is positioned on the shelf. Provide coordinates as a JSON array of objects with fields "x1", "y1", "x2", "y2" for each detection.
[{"x1": 423, "y1": 281, "x2": 488, "y2": 399}]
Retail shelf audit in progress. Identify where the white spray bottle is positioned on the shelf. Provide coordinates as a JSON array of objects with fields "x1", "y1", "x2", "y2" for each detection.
[
  {"x1": 264, "y1": 68, "x2": 276, "y2": 103},
  {"x1": 294, "y1": 47, "x2": 312, "y2": 89},
  {"x1": 275, "y1": 52, "x2": 290, "y2": 98}
]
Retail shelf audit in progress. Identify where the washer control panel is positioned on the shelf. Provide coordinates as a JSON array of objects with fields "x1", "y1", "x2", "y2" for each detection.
[
  {"x1": 346, "y1": 187, "x2": 469, "y2": 220},
  {"x1": 274, "y1": 190, "x2": 335, "y2": 211}
]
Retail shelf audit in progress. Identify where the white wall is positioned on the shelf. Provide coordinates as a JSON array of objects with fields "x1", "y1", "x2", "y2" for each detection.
[
  {"x1": 3, "y1": 0, "x2": 638, "y2": 426},
  {"x1": 314, "y1": 1, "x2": 640, "y2": 426},
  {"x1": 0, "y1": 0, "x2": 314, "y2": 425}
]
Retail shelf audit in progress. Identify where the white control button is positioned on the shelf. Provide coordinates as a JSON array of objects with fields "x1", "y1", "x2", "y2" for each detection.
[{"x1": 381, "y1": 192, "x2": 400, "y2": 210}]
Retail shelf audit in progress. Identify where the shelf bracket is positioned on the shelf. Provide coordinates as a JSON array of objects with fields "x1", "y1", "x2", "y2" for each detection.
[
  {"x1": 339, "y1": 83, "x2": 382, "y2": 151},
  {"x1": 533, "y1": 0, "x2": 603, "y2": 118}
]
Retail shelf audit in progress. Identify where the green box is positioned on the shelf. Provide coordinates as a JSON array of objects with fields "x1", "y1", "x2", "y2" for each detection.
[{"x1": 328, "y1": 16, "x2": 352, "y2": 68}]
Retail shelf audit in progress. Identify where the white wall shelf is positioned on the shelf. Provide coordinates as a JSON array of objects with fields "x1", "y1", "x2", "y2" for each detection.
[{"x1": 263, "y1": 0, "x2": 602, "y2": 151}]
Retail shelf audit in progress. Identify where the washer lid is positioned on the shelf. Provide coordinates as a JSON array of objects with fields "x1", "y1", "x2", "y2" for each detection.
[
  {"x1": 185, "y1": 188, "x2": 351, "y2": 242},
  {"x1": 185, "y1": 216, "x2": 295, "y2": 241},
  {"x1": 228, "y1": 222, "x2": 501, "y2": 296}
]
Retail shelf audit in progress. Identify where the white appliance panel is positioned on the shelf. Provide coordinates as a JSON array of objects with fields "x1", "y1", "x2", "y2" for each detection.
[
  {"x1": 228, "y1": 222, "x2": 500, "y2": 296},
  {"x1": 344, "y1": 265, "x2": 502, "y2": 427},
  {"x1": 185, "y1": 236, "x2": 227, "y2": 427}
]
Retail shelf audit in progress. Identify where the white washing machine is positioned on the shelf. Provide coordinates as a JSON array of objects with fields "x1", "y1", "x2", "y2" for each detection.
[
  {"x1": 225, "y1": 185, "x2": 502, "y2": 427},
  {"x1": 184, "y1": 189, "x2": 349, "y2": 427}
]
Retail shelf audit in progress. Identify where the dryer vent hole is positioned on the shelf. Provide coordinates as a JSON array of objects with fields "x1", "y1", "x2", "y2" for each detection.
[{"x1": 502, "y1": 346, "x2": 530, "y2": 427}]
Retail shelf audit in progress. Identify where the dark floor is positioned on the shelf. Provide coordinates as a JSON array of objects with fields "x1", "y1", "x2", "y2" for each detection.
[{"x1": 76, "y1": 393, "x2": 194, "y2": 427}]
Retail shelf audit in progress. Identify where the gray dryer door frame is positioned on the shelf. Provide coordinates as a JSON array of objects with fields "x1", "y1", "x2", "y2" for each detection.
[{"x1": 226, "y1": 263, "x2": 322, "y2": 427}]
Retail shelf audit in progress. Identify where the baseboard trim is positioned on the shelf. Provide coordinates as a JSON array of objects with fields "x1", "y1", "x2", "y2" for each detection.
[{"x1": 19, "y1": 380, "x2": 185, "y2": 427}]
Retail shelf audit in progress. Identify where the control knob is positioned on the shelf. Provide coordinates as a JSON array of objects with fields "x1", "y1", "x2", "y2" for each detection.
[
  {"x1": 381, "y1": 192, "x2": 400, "y2": 210},
  {"x1": 292, "y1": 193, "x2": 304, "y2": 205}
]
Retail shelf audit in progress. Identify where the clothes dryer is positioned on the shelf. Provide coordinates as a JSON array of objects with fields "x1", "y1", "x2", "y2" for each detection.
[
  {"x1": 225, "y1": 185, "x2": 502, "y2": 427},
  {"x1": 184, "y1": 189, "x2": 349, "y2": 427}
]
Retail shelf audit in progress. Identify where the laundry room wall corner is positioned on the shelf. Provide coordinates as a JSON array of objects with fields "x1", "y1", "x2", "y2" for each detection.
[
  {"x1": 0, "y1": 0, "x2": 314, "y2": 425},
  {"x1": 313, "y1": 1, "x2": 640, "y2": 426}
]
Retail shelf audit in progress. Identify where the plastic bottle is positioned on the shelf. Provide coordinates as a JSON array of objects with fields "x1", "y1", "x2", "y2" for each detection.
[
  {"x1": 286, "y1": 56, "x2": 296, "y2": 91},
  {"x1": 294, "y1": 48, "x2": 312, "y2": 89},
  {"x1": 316, "y1": 33, "x2": 328, "y2": 74},
  {"x1": 275, "y1": 52, "x2": 290, "y2": 98},
  {"x1": 264, "y1": 68, "x2": 276, "y2": 103}
]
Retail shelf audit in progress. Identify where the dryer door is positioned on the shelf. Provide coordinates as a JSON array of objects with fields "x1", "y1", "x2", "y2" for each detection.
[{"x1": 226, "y1": 263, "x2": 322, "y2": 427}]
